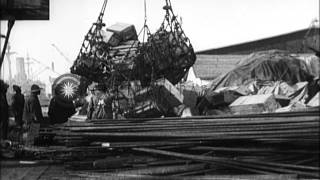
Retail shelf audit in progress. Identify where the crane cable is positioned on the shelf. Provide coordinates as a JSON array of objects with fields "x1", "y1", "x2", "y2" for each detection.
[
  {"x1": 142, "y1": 0, "x2": 148, "y2": 43},
  {"x1": 98, "y1": 0, "x2": 108, "y2": 23}
]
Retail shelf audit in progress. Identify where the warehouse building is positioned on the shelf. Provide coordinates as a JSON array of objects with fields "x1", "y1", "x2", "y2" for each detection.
[{"x1": 187, "y1": 27, "x2": 320, "y2": 86}]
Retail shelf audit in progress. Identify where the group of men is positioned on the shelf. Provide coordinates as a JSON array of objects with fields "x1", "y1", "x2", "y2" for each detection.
[
  {"x1": 48, "y1": 82, "x2": 114, "y2": 122},
  {"x1": 1, "y1": 79, "x2": 115, "y2": 142},
  {"x1": 0, "y1": 80, "x2": 44, "y2": 141}
]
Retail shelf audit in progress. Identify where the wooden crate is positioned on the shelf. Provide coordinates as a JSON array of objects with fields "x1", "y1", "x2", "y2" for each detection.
[
  {"x1": 107, "y1": 23, "x2": 138, "y2": 41},
  {"x1": 101, "y1": 30, "x2": 120, "y2": 47},
  {"x1": 154, "y1": 78, "x2": 184, "y2": 108},
  {"x1": 229, "y1": 94, "x2": 279, "y2": 115},
  {"x1": 126, "y1": 100, "x2": 162, "y2": 118},
  {"x1": 206, "y1": 90, "x2": 243, "y2": 108},
  {"x1": 307, "y1": 92, "x2": 319, "y2": 107}
]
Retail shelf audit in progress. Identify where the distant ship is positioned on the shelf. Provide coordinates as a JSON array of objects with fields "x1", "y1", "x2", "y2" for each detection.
[{"x1": 5, "y1": 56, "x2": 50, "y2": 108}]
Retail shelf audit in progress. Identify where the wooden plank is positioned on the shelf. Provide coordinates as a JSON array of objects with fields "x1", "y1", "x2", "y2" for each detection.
[
  {"x1": 191, "y1": 146, "x2": 320, "y2": 154},
  {"x1": 72, "y1": 172, "x2": 297, "y2": 180},
  {"x1": 19, "y1": 166, "x2": 49, "y2": 180},
  {"x1": 76, "y1": 127, "x2": 319, "y2": 138},
  {"x1": 133, "y1": 148, "x2": 319, "y2": 178},
  {"x1": 115, "y1": 163, "x2": 206, "y2": 175}
]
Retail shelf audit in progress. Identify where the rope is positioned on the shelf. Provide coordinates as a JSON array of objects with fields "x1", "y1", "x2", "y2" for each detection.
[{"x1": 142, "y1": 0, "x2": 147, "y2": 44}]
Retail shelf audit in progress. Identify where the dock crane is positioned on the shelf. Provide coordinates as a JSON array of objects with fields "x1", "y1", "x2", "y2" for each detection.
[
  {"x1": 51, "y1": 44, "x2": 73, "y2": 65},
  {"x1": 27, "y1": 55, "x2": 61, "y2": 79}
]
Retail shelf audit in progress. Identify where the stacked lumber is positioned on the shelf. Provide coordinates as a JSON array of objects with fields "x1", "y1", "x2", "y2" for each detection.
[{"x1": 24, "y1": 108, "x2": 318, "y2": 179}]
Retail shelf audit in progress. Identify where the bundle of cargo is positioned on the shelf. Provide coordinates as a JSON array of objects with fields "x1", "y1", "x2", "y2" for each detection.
[
  {"x1": 71, "y1": 10, "x2": 195, "y2": 86},
  {"x1": 208, "y1": 50, "x2": 313, "y2": 91},
  {"x1": 143, "y1": 1, "x2": 196, "y2": 84},
  {"x1": 197, "y1": 50, "x2": 317, "y2": 115},
  {"x1": 118, "y1": 78, "x2": 184, "y2": 118},
  {"x1": 70, "y1": 0, "x2": 195, "y2": 118},
  {"x1": 71, "y1": 22, "x2": 141, "y2": 84}
]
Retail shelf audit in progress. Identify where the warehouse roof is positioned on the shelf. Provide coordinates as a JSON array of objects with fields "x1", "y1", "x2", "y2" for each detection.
[{"x1": 196, "y1": 28, "x2": 319, "y2": 55}]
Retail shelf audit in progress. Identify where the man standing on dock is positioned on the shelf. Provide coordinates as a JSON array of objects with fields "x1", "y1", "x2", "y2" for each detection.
[
  {"x1": 22, "y1": 84, "x2": 44, "y2": 145},
  {"x1": 12, "y1": 85, "x2": 25, "y2": 128},
  {"x1": 0, "y1": 80, "x2": 9, "y2": 140}
]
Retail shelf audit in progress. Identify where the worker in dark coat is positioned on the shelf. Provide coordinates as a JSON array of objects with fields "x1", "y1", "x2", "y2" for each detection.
[
  {"x1": 0, "y1": 80, "x2": 9, "y2": 140},
  {"x1": 87, "y1": 83, "x2": 113, "y2": 120},
  {"x1": 23, "y1": 84, "x2": 44, "y2": 125},
  {"x1": 48, "y1": 88, "x2": 76, "y2": 124},
  {"x1": 12, "y1": 85, "x2": 25, "y2": 127},
  {"x1": 22, "y1": 84, "x2": 44, "y2": 145}
]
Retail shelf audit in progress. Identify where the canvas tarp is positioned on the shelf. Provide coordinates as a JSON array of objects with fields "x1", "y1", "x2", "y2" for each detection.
[{"x1": 208, "y1": 50, "x2": 314, "y2": 92}]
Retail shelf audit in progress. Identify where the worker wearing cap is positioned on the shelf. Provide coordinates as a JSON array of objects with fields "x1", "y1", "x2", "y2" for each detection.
[
  {"x1": 22, "y1": 84, "x2": 44, "y2": 145},
  {"x1": 0, "y1": 80, "x2": 9, "y2": 140},
  {"x1": 12, "y1": 85, "x2": 25, "y2": 128},
  {"x1": 23, "y1": 84, "x2": 44, "y2": 124}
]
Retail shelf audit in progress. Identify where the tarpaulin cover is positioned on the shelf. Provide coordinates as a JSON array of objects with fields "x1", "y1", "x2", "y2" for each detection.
[{"x1": 208, "y1": 50, "x2": 314, "y2": 91}]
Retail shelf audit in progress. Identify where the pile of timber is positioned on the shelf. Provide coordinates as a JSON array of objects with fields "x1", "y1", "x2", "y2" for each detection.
[{"x1": 28, "y1": 108, "x2": 320, "y2": 179}]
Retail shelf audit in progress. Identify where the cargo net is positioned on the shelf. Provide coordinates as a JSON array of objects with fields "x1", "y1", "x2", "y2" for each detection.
[
  {"x1": 70, "y1": 0, "x2": 196, "y2": 118},
  {"x1": 70, "y1": 0, "x2": 110, "y2": 81},
  {"x1": 70, "y1": 0, "x2": 141, "y2": 86},
  {"x1": 143, "y1": 0, "x2": 196, "y2": 84}
]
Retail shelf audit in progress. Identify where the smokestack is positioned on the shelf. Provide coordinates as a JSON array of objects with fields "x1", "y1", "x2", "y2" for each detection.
[{"x1": 16, "y1": 57, "x2": 27, "y2": 82}]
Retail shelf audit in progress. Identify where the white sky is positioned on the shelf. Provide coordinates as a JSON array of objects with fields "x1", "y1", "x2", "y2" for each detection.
[{"x1": 0, "y1": 0, "x2": 319, "y2": 93}]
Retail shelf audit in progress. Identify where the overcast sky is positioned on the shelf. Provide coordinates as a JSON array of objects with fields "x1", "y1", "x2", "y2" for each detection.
[{"x1": 0, "y1": 0, "x2": 319, "y2": 92}]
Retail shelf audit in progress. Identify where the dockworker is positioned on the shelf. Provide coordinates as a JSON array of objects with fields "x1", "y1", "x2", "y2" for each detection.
[
  {"x1": 87, "y1": 83, "x2": 113, "y2": 120},
  {"x1": 78, "y1": 83, "x2": 95, "y2": 116},
  {"x1": 48, "y1": 88, "x2": 76, "y2": 124},
  {"x1": 22, "y1": 84, "x2": 44, "y2": 145},
  {"x1": 12, "y1": 85, "x2": 25, "y2": 128},
  {"x1": 0, "y1": 80, "x2": 9, "y2": 140}
]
